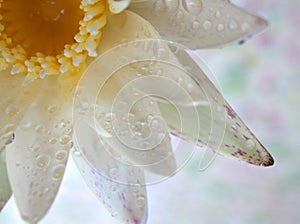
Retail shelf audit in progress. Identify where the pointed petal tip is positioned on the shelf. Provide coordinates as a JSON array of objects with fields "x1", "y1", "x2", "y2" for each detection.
[
  {"x1": 254, "y1": 16, "x2": 270, "y2": 33},
  {"x1": 262, "y1": 153, "x2": 275, "y2": 167}
]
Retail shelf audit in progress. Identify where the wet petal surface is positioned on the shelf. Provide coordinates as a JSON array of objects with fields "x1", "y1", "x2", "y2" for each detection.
[
  {"x1": 129, "y1": 0, "x2": 268, "y2": 49},
  {"x1": 72, "y1": 123, "x2": 148, "y2": 224},
  {"x1": 0, "y1": 146, "x2": 12, "y2": 212},
  {"x1": 6, "y1": 76, "x2": 73, "y2": 223}
]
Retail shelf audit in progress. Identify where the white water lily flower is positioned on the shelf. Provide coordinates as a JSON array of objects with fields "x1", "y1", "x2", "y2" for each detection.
[{"x1": 0, "y1": 0, "x2": 274, "y2": 224}]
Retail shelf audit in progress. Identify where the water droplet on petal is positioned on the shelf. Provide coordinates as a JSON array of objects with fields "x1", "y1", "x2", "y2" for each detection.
[
  {"x1": 136, "y1": 195, "x2": 145, "y2": 207},
  {"x1": 164, "y1": 0, "x2": 179, "y2": 12},
  {"x1": 35, "y1": 125, "x2": 44, "y2": 134},
  {"x1": 47, "y1": 105, "x2": 58, "y2": 114},
  {"x1": 183, "y1": 0, "x2": 202, "y2": 15},
  {"x1": 55, "y1": 150, "x2": 67, "y2": 161},
  {"x1": 59, "y1": 135, "x2": 71, "y2": 145},
  {"x1": 229, "y1": 20, "x2": 238, "y2": 31},
  {"x1": 48, "y1": 138, "x2": 57, "y2": 145},
  {"x1": 5, "y1": 104, "x2": 18, "y2": 117},
  {"x1": 202, "y1": 20, "x2": 213, "y2": 30},
  {"x1": 153, "y1": 0, "x2": 166, "y2": 12},
  {"x1": 216, "y1": 24, "x2": 225, "y2": 32},
  {"x1": 52, "y1": 164, "x2": 65, "y2": 180},
  {"x1": 192, "y1": 21, "x2": 201, "y2": 31},
  {"x1": 36, "y1": 154, "x2": 50, "y2": 169},
  {"x1": 31, "y1": 144, "x2": 41, "y2": 153},
  {"x1": 215, "y1": 10, "x2": 222, "y2": 18}
]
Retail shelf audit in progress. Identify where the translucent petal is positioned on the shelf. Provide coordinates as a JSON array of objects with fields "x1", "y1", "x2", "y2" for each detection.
[
  {"x1": 0, "y1": 70, "x2": 42, "y2": 149},
  {"x1": 79, "y1": 10, "x2": 176, "y2": 176},
  {"x1": 96, "y1": 10, "x2": 160, "y2": 54},
  {"x1": 6, "y1": 76, "x2": 73, "y2": 223},
  {"x1": 156, "y1": 46, "x2": 274, "y2": 166},
  {"x1": 72, "y1": 124, "x2": 148, "y2": 224},
  {"x1": 0, "y1": 146, "x2": 12, "y2": 212},
  {"x1": 97, "y1": 38, "x2": 273, "y2": 167},
  {"x1": 129, "y1": 0, "x2": 268, "y2": 49}
]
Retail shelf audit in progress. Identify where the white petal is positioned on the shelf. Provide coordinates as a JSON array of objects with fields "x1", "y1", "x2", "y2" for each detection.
[
  {"x1": 0, "y1": 147, "x2": 12, "y2": 212},
  {"x1": 0, "y1": 70, "x2": 42, "y2": 149},
  {"x1": 96, "y1": 10, "x2": 160, "y2": 54},
  {"x1": 157, "y1": 47, "x2": 274, "y2": 166},
  {"x1": 73, "y1": 75, "x2": 177, "y2": 176},
  {"x1": 98, "y1": 37, "x2": 274, "y2": 167},
  {"x1": 79, "y1": 10, "x2": 176, "y2": 176},
  {"x1": 72, "y1": 123, "x2": 148, "y2": 224},
  {"x1": 6, "y1": 76, "x2": 73, "y2": 223},
  {"x1": 129, "y1": 0, "x2": 268, "y2": 48}
]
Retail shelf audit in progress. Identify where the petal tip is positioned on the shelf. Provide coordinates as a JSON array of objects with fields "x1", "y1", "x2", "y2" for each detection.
[{"x1": 262, "y1": 153, "x2": 275, "y2": 167}]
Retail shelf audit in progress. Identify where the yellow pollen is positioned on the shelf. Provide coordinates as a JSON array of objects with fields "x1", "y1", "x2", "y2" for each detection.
[{"x1": 0, "y1": 0, "x2": 108, "y2": 81}]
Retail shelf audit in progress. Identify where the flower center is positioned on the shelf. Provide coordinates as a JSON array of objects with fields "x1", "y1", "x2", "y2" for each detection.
[
  {"x1": 0, "y1": 0, "x2": 108, "y2": 81},
  {"x1": 1, "y1": 0, "x2": 83, "y2": 56}
]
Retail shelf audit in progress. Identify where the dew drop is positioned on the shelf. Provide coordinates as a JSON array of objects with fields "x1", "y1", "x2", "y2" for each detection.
[
  {"x1": 215, "y1": 10, "x2": 222, "y2": 18},
  {"x1": 77, "y1": 99, "x2": 90, "y2": 114},
  {"x1": 183, "y1": 0, "x2": 202, "y2": 15},
  {"x1": 153, "y1": 0, "x2": 166, "y2": 12},
  {"x1": 35, "y1": 125, "x2": 44, "y2": 134},
  {"x1": 192, "y1": 21, "x2": 201, "y2": 31},
  {"x1": 156, "y1": 47, "x2": 169, "y2": 60},
  {"x1": 176, "y1": 10, "x2": 184, "y2": 20},
  {"x1": 216, "y1": 24, "x2": 225, "y2": 32},
  {"x1": 164, "y1": 0, "x2": 179, "y2": 12},
  {"x1": 136, "y1": 195, "x2": 145, "y2": 207},
  {"x1": 59, "y1": 135, "x2": 71, "y2": 145},
  {"x1": 202, "y1": 20, "x2": 213, "y2": 30},
  {"x1": 31, "y1": 144, "x2": 41, "y2": 153},
  {"x1": 186, "y1": 83, "x2": 194, "y2": 94},
  {"x1": 36, "y1": 154, "x2": 50, "y2": 169},
  {"x1": 48, "y1": 138, "x2": 57, "y2": 145},
  {"x1": 229, "y1": 20, "x2": 238, "y2": 31},
  {"x1": 241, "y1": 22, "x2": 250, "y2": 32},
  {"x1": 47, "y1": 105, "x2": 58, "y2": 114},
  {"x1": 150, "y1": 118, "x2": 160, "y2": 130},
  {"x1": 55, "y1": 121, "x2": 66, "y2": 129},
  {"x1": 111, "y1": 211, "x2": 118, "y2": 218},
  {"x1": 5, "y1": 104, "x2": 18, "y2": 117},
  {"x1": 52, "y1": 164, "x2": 65, "y2": 180},
  {"x1": 55, "y1": 150, "x2": 67, "y2": 161},
  {"x1": 109, "y1": 167, "x2": 119, "y2": 179}
]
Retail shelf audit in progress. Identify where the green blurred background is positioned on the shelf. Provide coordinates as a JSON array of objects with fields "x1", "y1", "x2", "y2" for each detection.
[{"x1": 1, "y1": 0, "x2": 299, "y2": 223}]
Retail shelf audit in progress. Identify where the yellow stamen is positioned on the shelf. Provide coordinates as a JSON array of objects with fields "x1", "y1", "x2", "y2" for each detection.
[{"x1": 0, "y1": 0, "x2": 108, "y2": 81}]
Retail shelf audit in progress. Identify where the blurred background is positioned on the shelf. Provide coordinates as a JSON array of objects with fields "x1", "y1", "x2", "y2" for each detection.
[{"x1": 1, "y1": 0, "x2": 299, "y2": 223}]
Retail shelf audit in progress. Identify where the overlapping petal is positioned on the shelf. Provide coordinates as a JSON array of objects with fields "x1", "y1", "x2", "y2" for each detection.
[
  {"x1": 0, "y1": 146, "x2": 11, "y2": 212},
  {"x1": 72, "y1": 123, "x2": 148, "y2": 224},
  {"x1": 157, "y1": 49, "x2": 274, "y2": 166},
  {"x1": 0, "y1": 70, "x2": 42, "y2": 150},
  {"x1": 6, "y1": 76, "x2": 74, "y2": 223},
  {"x1": 129, "y1": 0, "x2": 268, "y2": 49},
  {"x1": 78, "y1": 10, "x2": 176, "y2": 176}
]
